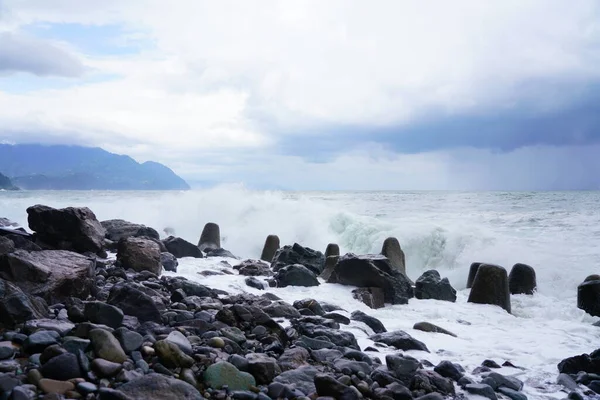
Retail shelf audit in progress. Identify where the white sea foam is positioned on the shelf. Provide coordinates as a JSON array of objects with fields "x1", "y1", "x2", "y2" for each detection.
[{"x1": 2, "y1": 187, "x2": 600, "y2": 399}]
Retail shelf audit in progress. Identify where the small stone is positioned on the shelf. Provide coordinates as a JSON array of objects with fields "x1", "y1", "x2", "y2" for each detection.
[
  {"x1": 154, "y1": 340, "x2": 194, "y2": 368},
  {"x1": 465, "y1": 384, "x2": 498, "y2": 400},
  {"x1": 89, "y1": 329, "x2": 127, "y2": 363},
  {"x1": 92, "y1": 358, "x2": 123, "y2": 378},
  {"x1": 27, "y1": 369, "x2": 43, "y2": 386},
  {"x1": 38, "y1": 378, "x2": 75, "y2": 395},
  {"x1": 23, "y1": 330, "x2": 60, "y2": 354},
  {"x1": 77, "y1": 381, "x2": 98, "y2": 394},
  {"x1": 40, "y1": 352, "x2": 82, "y2": 380},
  {"x1": 482, "y1": 359, "x2": 502, "y2": 369},
  {"x1": 0, "y1": 345, "x2": 15, "y2": 360},
  {"x1": 209, "y1": 337, "x2": 225, "y2": 348},
  {"x1": 166, "y1": 331, "x2": 193, "y2": 355}
]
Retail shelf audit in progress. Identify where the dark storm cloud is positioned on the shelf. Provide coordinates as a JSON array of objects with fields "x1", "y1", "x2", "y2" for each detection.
[{"x1": 0, "y1": 32, "x2": 84, "y2": 77}]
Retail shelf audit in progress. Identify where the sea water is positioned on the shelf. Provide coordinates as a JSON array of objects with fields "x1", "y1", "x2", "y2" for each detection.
[{"x1": 1, "y1": 186, "x2": 599, "y2": 399}]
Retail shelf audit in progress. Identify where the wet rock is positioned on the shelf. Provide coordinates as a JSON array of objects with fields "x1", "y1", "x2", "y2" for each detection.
[
  {"x1": 414, "y1": 270, "x2": 456, "y2": 302},
  {"x1": 160, "y1": 252, "x2": 178, "y2": 272},
  {"x1": 84, "y1": 301, "x2": 124, "y2": 329},
  {"x1": 260, "y1": 235, "x2": 280, "y2": 263},
  {"x1": 381, "y1": 237, "x2": 406, "y2": 274},
  {"x1": 411, "y1": 370, "x2": 455, "y2": 396},
  {"x1": 468, "y1": 264, "x2": 511, "y2": 313},
  {"x1": 482, "y1": 359, "x2": 502, "y2": 369},
  {"x1": 264, "y1": 300, "x2": 301, "y2": 318},
  {"x1": 274, "y1": 264, "x2": 319, "y2": 287},
  {"x1": 62, "y1": 337, "x2": 90, "y2": 354},
  {"x1": 107, "y1": 283, "x2": 162, "y2": 323},
  {"x1": 466, "y1": 262, "x2": 483, "y2": 289},
  {"x1": 314, "y1": 374, "x2": 354, "y2": 398},
  {"x1": 352, "y1": 287, "x2": 385, "y2": 309},
  {"x1": 351, "y1": 310, "x2": 386, "y2": 333},
  {"x1": 0, "y1": 236, "x2": 14, "y2": 255},
  {"x1": 293, "y1": 299, "x2": 326, "y2": 316},
  {"x1": 328, "y1": 254, "x2": 413, "y2": 304},
  {"x1": 205, "y1": 247, "x2": 238, "y2": 258},
  {"x1": 413, "y1": 322, "x2": 457, "y2": 337},
  {"x1": 92, "y1": 358, "x2": 123, "y2": 378},
  {"x1": 508, "y1": 263, "x2": 537, "y2": 295},
  {"x1": 319, "y1": 255, "x2": 339, "y2": 281},
  {"x1": 273, "y1": 366, "x2": 318, "y2": 396},
  {"x1": 101, "y1": 219, "x2": 159, "y2": 242},
  {"x1": 498, "y1": 387, "x2": 528, "y2": 400},
  {"x1": 386, "y1": 354, "x2": 421, "y2": 382},
  {"x1": 117, "y1": 237, "x2": 162, "y2": 275},
  {"x1": 198, "y1": 222, "x2": 220, "y2": 252},
  {"x1": 39, "y1": 352, "x2": 81, "y2": 380},
  {"x1": 278, "y1": 347, "x2": 310, "y2": 370},
  {"x1": 204, "y1": 361, "x2": 256, "y2": 391},
  {"x1": 0, "y1": 344, "x2": 15, "y2": 360},
  {"x1": 162, "y1": 236, "x2": 203, "y2": 259},
  {"x1": 485, "y1": 372, "x2": 524, "y2": 391},
  {"x1": 465, "y1": 384, "x2": 497, "y2": 400},
  {"x1": 166, "y1": 330, "x2": 192, "y2": 355},
  {"x1": 245, "y1": 277, "x2": 267, "y2": 290},
  {"x1": 27, "y1": 205, "x2": 106, "y2": 254},
  {"x1": 115, "y1": 373, "x2": 204, "y2": 399},
  {"x1": 578, "y1": 280, "x2": 600, "y2": 317},
  {"x1": 235, "y1": 260, "x2": 273, "y2": 276},
  {"x1": 0, "y1": 278, "x2": 48, "y2": 328},
  {"x1": 324, "y1": 312, "x2": 350, "y2": 325},
  {"x1": 38, "y1": 378, "x2": 75, "y2": 395},
  {"x1": 296, "y1": 323, "x2": 359, "y2": 350},
  {"x1": 0, "y1": 250, "x2": 96, "y2": 304},
  {"x1": 23, "y1": 330, "x2": 60, "y2": 354},
  {"x1": 370, "y1": 330, "x2": 429, "y2": 352},
  {"x1": 434, "y1": 360, "x2": 464, "y2": 381},
  {"x1": 271, "y1": 243, "x2": 325, "y2": 275},
  {"x1": 89, "y1": 329, "x2": 127, "y2": 363},
  {"x1": 246, "y1": 353, "x2": 281, "y2": 384}
]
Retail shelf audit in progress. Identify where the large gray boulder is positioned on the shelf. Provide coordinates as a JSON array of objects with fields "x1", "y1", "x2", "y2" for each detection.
[
  {"x1": 101, "y1": 219, "x2": 159, "y2": 242},
  {"x1": 27, "y1": 205, "x2": 106, "y2": 254},
  {"x1": 0, "y1": 250, "x2": 96, "y2": 304},
  {"x1": 117, "y1": 237, "x2": 162, "y2": 275},
  {"x1": 328, "y1": 254, "x2": 414, "y2": 305},
  {"x1": 0, "y1": 278, "x2": 48, "y2": 327},
  {"x1": 271, "y1": 243, "x2": 325, "y2": 275},
  {"x1": 381, "y1": 237, "x2": 406, "y2": 274},
  {"x1": 467, "y1": 264, "x2": 511, "y2": 313},
  {"x1": 508, "y1": 263, "x2": 537, "y2": 295}
]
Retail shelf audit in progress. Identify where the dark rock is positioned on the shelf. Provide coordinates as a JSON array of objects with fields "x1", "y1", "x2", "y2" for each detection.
[
  {"x1": 585, "y1": 274, "x2": 600, "y2": 282},
  {"x1": 381, "y1": 237, "x2": 406, "y2": 274},
  {"x1": 115, "y1": 373, "x2": 204, "y2": 399},
  {"x1": 578, "y1": 280, "x2": 600, "y2": 317},
  {"x1": 0, "y1": 374, "x2": 20, "y2": 397},
  {"x1": 413, "y1": 322, "x2": 457, "y2": 337},
  {"x1": 154, "y1": 340, "x2": 194, "y2": 368},
  {"x1": 39, "y1": 352, "x2": 81, "y2": 380},
  {"x1": 0, "y1": 250, "x2": 96, "y2": 304},
  {"x1": 414, "y1": 270, "x2": 456, "y2": 302},
  {"x1": 468, "y1": 264, "x2": 511, "y2": 313},
  {"x1": 107, "y1": 283, "x2": 162, "y2": 323},
  {"x1": 271, "y1": 243, "x2": 325, "y2": 275},
  {"x1": 166, "y1": 330, "x2": 192, "y2": 354},
  {"x1": 39, "y1": 343, "x2": 65, "y2": 364},
  {"x1": 411, "y1": 370, "x2": 455, "y2": 396},
  {"x1": 352, "y1": 287, "x2": 385, "y2": 309},
  {"x1": 296, "y1": 323, "x2": 359, "y2": 350},
  {"x1": 273, "y1": 365, "x2": 318, "y2": 396},
  {"x1": 101, "y1": 219, "x2": 159, "y2": 242},
  {"x1": 482, "y1": 359, "x2": 502, "y2": 369},
  {"x1": 434, "y1": 360, "x2": 464, "y2": 381},
  {"x1": 235, "y1": 259, "x2": 273, "y2": 276},
  {"x1": 162, "y1": 236, "x2": 203, "y2": 258},
  {"x1": 23, "y1": 330, "x2": 60, "y2": 354},
  {"x1": 0, "y1": 278, "x2": 48, "y2": 328},
  {"x1": 246, "y1": 353, "x2": 281, "y2": 384},
  {"x1": 245, "y1": 277, "x2": 267, "y2": 290},
  {"x1": 328, "y1": 254, "x2": 413, "y2": 304},
  {"x1": 274, "y1": 264, "x2": 319, "y2": 287},
  {"x1": 114, "y1": 328, "x2": 143, "y2": 353},
  {"x1": 465, "y1": 384, "x2": 497, "y2": 400},
  {"x1": 485, "y1": 372, "x2": 523, "y2": 391},
  {"x1": 379, "y1": 382, "x2": 413, "y2": 400},
  {"x1": 260, "y1": 235, "x2": 280, "y2": 263},
  {"x1": 370, "y1": 330, "x2": 429, "y2": 352},
  {"x1": 89, "y1": 329, "x2": 127, "y2": 363},
  {"x1": 508, "y1": 263, "x2": 537, "y2": 295},
  {"x1": 325, "y1": 243, "x2": 340, "y2": 258},
  {"x1": 198, "y1": 222, "x2": 220, "y2": 252},
  {"x1": 466, "y1": 262, "x2": 483, "y2": 289},
  {"x1": 205, "y1": 247, "x2": 238, "y2": 258},
  {"x1": 160, "y1": 252, "x2": 178, "y2": 272},
  {"x1": 319, "y1": 255, "x2": 339, "y2": 281},
  {"x1": 117, "y1": 237, "x2": 162, "y2": 275},
  {"x1": 0, "y1": 345, "x2": 15, "y2": 360},
  {"x1": 278, "y1": 347, "x2": 310, "y2": 370},
  {"x1": 314, "y1": 373, "x2": 352, "y2": 398},
  {"x1": 386, "y1": 354, "x2": 421, "y2": 381},
  {"x1": 6, "y1": 234, "x2": 42, "y2": 252},
  {"x1": 498, "y1": 387, "x2": 528, "y2": 400},
  {"x1": 415, "y1": 393, "x2": 443, "y2": 400},
  {"x1": 0, "y1": 236, "x2": 14, "y2": 255},
  {"x1": 27, "y1": 205, "x2": 106, "y2": 254},
  {"x1": 323, "y1": 313, "x2": 350, "y2": 325},
  {"x1": 204, "y1": 361, "x2": 256, "y2": 391},
  {"x1": 77, "y1": 382, "x2": 99, "y2": 394},
  {"x1": 294, "y1": 299, "x2": 326, "y2": 316},
  {"x1": 92, "y1": 358, "x2": 123, "y2": 377},
  {"x1": 351, "y1": 310, "x2": 386, "y2": 333},
  {"x1": 62, "y1": 337, "x2": 90, "y2": 354},
  {"x1": 85, "y1": 301, "x2": 124, "y2": 329},
  {"x1": 264, "y1": 300, "x2": 301, "y2": 318}
]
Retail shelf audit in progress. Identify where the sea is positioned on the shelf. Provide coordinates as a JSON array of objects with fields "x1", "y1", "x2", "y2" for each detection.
[{"x1": 1, "y1": 186, "x2": 599, "y2": 399}]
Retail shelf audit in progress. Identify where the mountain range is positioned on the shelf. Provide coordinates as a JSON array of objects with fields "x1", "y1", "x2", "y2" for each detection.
[{"x1": 0, "y1": 144, "x2": 190, "y2": 190}]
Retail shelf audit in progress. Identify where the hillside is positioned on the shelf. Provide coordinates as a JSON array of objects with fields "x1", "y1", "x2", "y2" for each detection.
[
  {"x1": 0, "y1": 144, "x2": 190, "y2": 190},
  {"x1": 0, "y1": 172, "x2": 19, "y2": 190}
]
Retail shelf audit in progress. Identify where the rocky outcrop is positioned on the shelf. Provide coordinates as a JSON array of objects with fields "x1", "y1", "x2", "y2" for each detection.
[
  {"x1": 0, "y1": 250, "x2": 96, "y2": 304},
  {"x1": 578, "y1": 278, "x2": 600, "y2": 317},
  {"x1": 508, "y1": 263, "x2": 537, "y2": 295},
  {"x1": 415, "y1": 270, "x2": 457, "y2": 302},
  {"x1": 0, "y1": 278, "x2": 48, "y2": 327},
  {"x1": 271, "y1": 243, "x2": 325, "y2": 275},
  {"x1": 101, "y1": 219, "x2": 160, "y2": 242},
  {"x1": 328, "y1": 254, "x2": 414, "y2": 304},
  {"x1": 117, "y1": 237, "x2": 162, "y2": 275},
  {"x1": 198, "y1": 222, "x2": 221, "y2": 252},
  {"x1": 260, "y1": 234, "x2": 280, "y2": 262},
  {"x1": 162, "y1": 236, "x2": 203, "y2": 258},
  {"x1": 468, "y1": 264, "x2": 511, "y2": 313},
  {"x1": 381, "y1": 237, "x2": 406, "y2": 274},
  {"x1": 27, "y1": 205, "x2": 106, "y2": 254}
]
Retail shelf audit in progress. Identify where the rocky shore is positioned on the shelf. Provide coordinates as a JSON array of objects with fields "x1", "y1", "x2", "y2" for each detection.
[{"x1": 0, "y1": 204, "x2": 598, "y2": 400}]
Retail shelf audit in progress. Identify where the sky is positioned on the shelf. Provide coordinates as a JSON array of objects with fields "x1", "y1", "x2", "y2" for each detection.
[{"x1": 0, "y1": 0, "x2": 599, "y2": 190}]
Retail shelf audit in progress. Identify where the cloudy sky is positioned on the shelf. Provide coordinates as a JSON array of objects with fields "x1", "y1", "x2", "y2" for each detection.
[{"x1": 0, "y1": 0, "x2": 599, "y2": 190}]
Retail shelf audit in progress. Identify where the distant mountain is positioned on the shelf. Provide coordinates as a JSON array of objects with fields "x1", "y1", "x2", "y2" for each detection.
[
  {"x1": 0, "y1": 144, "x2": 190, "y2": 190},
  {"x1": 0, "y1": 172, "x2": 19, "y2": 190}
]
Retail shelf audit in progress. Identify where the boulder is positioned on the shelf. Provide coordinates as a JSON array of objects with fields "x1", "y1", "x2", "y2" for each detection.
[
  {"x1": 578, "y1": 280, "x2": 600, "y2": 317},
  {"x1": 204, "y1": 361, "x2": 256, "y2": 391},
  {"x1": 466, "y1": 262, "x2": 483, "y2": 288},
  {"x1": 271, "y1": 243, "x2": 325, "y2": 275},
  {"x1": 413, "y1": 322, "x2": 457, "y2": 337},
  {"x1": 160, "y1": 252, "x2": 178, "y2": 272},
  {"x1": 468, "y1": 264, "x2": 511, "y2": 313},
  {"x1": 381, "y1": 237, "x2": 406, "y2": 274},
  {"x1": 117, "y1": 237, "x2": 162, "y2": 275},
  {"x1": 245, "y1": 276, "x2": 267, "y2": 290},
  {"x1": 328, "y1": 254, "x2": 414, "y2": 304},
  {"x1": 319, "y1": 255, "x2": 339, "y2": 281},
  {"x1": 27, "y1": 205, "x2": 105, "y2": 254},
  {"x1": 162, "y1": 236, "x2": 203, "y2": 259},
  {"x1": 198, "y1": 222, "x2": 220, "y2": 252},
  {"x1": 0, "y1": 250, "x2": 96, "y2": 304},
  {"x1": 352, "y1": 287, "x2": 385, "y2": 309},
  {"x1": 107, "y1": 283, "x2": 162, "y2": 323},
  {"x1": 370, "y1": 330, "x2": 429, "y2": 352},
  {"x1": 415, "y1": 270, "x2": 456, "y2": 302},
  {"x1": 89, "y1": 328, "x2": 127, "y2": 363},
  {"x1": 0, "y1": 236, "x2": 14, "y2": 255},
  {"x1": 116, "y1": 373, "x2": 204, "y2": 400},
  {"x1": 235, "y1": 259, "x2": 273, "y2": 276},
  {"x1": 260, "y1": 235, "x2": 280, "y2": 262},
  {"x1": 84, "y1": 301, "x2": 124, "y2": 328},
  {"x1": 508, "y1": 263, "x2": 537, "y2": 295},
  {"x1": 274, "y1": 264, "x2": 319, "y2": 287},
  {"x1": 4, "y1": 234, "x2": 41, "y2": 251},
  {"x1": 351, "y1": 310, "x2": 387, "y2": 333},
  {"x1": 0, "y1": 278, "x2": 48, "y2": 327},
  {"x1": 101, "y1": 219, "x2": 159, "y2": 242}
]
